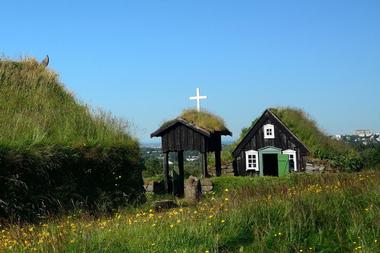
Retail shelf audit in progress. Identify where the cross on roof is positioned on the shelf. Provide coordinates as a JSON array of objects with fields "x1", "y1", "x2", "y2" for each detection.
[{"x1": 189, "y1": 88, "x2": 207, "y2": 112}]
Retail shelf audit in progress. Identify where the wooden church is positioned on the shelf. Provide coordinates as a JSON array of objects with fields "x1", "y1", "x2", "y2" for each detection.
[{"x1": 232, "y1": 109, "x2": 309, "y2": 176}]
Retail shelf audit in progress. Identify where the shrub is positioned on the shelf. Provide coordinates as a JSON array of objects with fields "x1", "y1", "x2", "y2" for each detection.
[{"x1": 0, "y1": 145, "x2": 145, "y2": 221}]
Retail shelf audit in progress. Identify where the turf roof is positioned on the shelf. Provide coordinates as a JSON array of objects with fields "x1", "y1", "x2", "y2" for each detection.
[{"x1": 154, "y1": 109, "x2": 230, "y2": 136}]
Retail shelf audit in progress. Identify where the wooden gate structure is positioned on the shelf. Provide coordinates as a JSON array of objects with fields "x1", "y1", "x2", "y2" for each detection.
[{"x1": 151, "y1": 112, "x2": 231, "y2": 197}]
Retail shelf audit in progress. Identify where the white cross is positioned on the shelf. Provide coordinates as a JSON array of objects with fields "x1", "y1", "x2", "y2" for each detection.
[{"x1": 189, "y1": 88, "x2": 207, "y2": 112}]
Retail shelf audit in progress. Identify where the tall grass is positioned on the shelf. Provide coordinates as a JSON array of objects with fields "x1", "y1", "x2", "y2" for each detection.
[
  {"x1": 180, "y1": 109, "x2": 228, "y2": 132},
  {"x1": 0, "y1": 58, "x2": 135, "y2": 148},
  {"x1": 1, "y1": 171, "x2": 379, "y2": 252},
  {"x1": 0, "y1": 57, "x2": 143, "y2": 221},
  {"x1": 160, "y1": 109, "x2": 229, "y2": 133}
]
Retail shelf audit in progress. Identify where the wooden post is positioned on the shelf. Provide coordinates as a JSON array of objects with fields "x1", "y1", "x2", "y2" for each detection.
[
  {"x1": 163, "y1": 152, "x2": 170, "y2": 193},
  {"x1": 177, "y1": 151, "x2": 184, "y2": 197},
  {"x1": 202, "y1": 152, "x2": 209, "y2": 177},
  {"x1": 215, "y1": 150, "x2": 221, "y2": 177}
]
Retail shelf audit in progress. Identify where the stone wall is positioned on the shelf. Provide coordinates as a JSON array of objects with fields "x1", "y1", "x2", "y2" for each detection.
[
  {"x1": 144, "y1": 180, "x2": 165, "y2": 194},
  {"x1": 208, "y1": 164, "x2": 235, "y2": 177},
  {"x1": 200, "y1": 178, "x2": 213, "y2": 193},
  {"x1": 305, "y1": 158, "x2": 339, "y2": 173}
]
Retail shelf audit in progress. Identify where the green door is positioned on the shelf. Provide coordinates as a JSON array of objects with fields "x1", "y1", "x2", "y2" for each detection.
[{"x1": 278, "y1": 154, "x2": 289, "y2": 177}]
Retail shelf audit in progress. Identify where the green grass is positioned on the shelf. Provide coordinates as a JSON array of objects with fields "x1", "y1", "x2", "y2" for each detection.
[
  {"x1": 1, "y1": 171, "x2": 379, "y2": 252},
  {"x1": 0, "y1": 58, "x2": 136, "y2": 148},
  {"x1": 269, "y1": 107, "x2": 351, "y2": 158},
  {"x1": 0, "y1": 57, "x2": 142, "y2": 220},
  {"x1": 161, "y1": 109, "x2": 229, "y2": 133}
]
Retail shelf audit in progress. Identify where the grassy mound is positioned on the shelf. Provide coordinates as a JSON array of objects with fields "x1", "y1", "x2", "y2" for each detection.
[
  {"x1": 237, "y1": 107, "x2": 362, "y2": 170},
  {"x1": 0, "y1": 58, "x2": 134, "y2": 148},
  {"x1": 0, "y1": 58, "x2": 144, "y2": 221}
]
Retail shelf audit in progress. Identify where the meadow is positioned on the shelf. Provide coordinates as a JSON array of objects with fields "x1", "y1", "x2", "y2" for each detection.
[
  {"x1": 1, "y1": 58, "x2": 379, "y2": 252},
  {"x1": 1, "y1": 171, "x2": 379, "y2": 253}
]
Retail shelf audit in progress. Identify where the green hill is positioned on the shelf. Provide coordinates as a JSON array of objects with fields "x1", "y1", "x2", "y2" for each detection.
[
  {"x1": 0, "y1": 58, "x2": 143, "y2": 221},
  {"x1": 0, "y1": 58, "x2": 135, "y2": 148},
  {"x1": 237, "y1": 107, "x2": 362, "y2": 170}
]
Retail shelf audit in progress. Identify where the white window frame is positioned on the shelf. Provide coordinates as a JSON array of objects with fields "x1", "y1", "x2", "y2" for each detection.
[
  {"x1": 245, "y1": 150, "x2": 259, "y2": 171},
  {"x1": 282, "y1": 149, "x2": 297, "y2": 171},
  {"x1": 263, "y1": 124, "x2": 275, "y2": 139}
]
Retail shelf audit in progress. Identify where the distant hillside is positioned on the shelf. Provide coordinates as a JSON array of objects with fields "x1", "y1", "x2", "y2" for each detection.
[
  {"x1": 237, "y1": 107, "x2": 361, "y2": 169},
  {"x1": 0, "y1": 58, "x2": 135, "y2": 147}
]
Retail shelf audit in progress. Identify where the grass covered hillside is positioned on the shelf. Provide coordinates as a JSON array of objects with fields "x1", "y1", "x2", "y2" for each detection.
[
  {"x1": 0, "y1": 58, "x2": 135, "y2": 148},
  {"x1": 0, "y1": 58, "x2": 143, "y2": 221},
  {"x1": 238, "y1": 107, "x2": 362, "y2": 170}
]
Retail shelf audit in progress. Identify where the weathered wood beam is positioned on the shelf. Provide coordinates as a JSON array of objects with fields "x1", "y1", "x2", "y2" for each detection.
[
  {"x1": 202, "y1": 152, "x2": 209, "y2": 178},
  {"x1": 163, "y1": 152, "x2": 170, "y2": 193},
  {"x1": 177, "y1": 151, "x2": 184, "y2": 197},
  {"x1": 215, "y1": 150, "x2": 221, "y2": 177}
]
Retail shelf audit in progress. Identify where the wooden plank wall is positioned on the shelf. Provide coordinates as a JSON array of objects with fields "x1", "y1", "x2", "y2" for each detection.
[
  {"x1": 235, "y1": 115, "x2": 308, "y2": 176},
  {"x1": 161, "y1": 124, "x2": 221, "y2": 153}
]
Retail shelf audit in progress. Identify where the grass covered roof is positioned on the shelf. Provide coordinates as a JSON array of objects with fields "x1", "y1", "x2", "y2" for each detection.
[
  {"x1": 154, "y1": 109, "x2": 230, "y2": 136},
  {"x1": 180, "y1": 109, "x2": 229, "y2": 132},
  {"x1": 268, "y1": 107, "x2": 351, "y2": 156},
  {"x1": 0, "y1": 58, "x2": 136, "y2": 148}
]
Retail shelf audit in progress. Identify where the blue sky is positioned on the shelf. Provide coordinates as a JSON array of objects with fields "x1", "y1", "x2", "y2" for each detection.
[{"x1": 2, "y1": 0, "x2": 380, "y2": 142}]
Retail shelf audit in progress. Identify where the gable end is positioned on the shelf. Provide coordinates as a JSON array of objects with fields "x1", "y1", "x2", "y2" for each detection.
[{"x1": 232, "y1": 109, "x2": 309, "y2": 157}]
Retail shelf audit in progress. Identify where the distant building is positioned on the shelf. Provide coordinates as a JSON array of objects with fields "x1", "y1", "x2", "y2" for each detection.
[
  {"x1": 354, "y1": 129, "x2": 373, "y2": 137},
  {"x1": 334, "y1": 134, "x2": 342, "y2": 140}
]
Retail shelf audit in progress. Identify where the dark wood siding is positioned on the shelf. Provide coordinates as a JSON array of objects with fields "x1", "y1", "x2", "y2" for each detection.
[{"x1": 160, "y1": 124, "x2": 222, "y2": 153}]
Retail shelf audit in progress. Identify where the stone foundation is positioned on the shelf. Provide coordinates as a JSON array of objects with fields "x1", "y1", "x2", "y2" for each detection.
[
  {"x1": 208, "y1": 164, "x2": 235, "y2": 177},
  {"x1": 305, "y1": 158, "x2": 339, "y2": 173},
  {"x1": 144, "y1": 180, "x2": 165, "y2": 194},
  {"x1": 200, "y1": 178, "x2": 213, "y2": 193}
]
